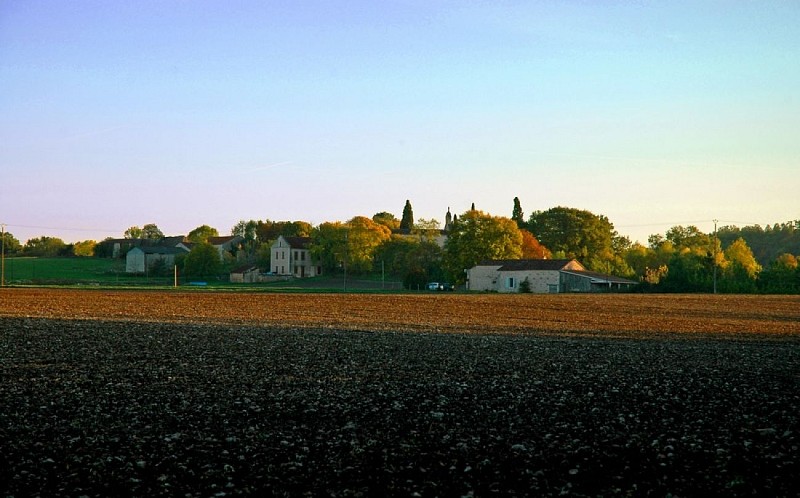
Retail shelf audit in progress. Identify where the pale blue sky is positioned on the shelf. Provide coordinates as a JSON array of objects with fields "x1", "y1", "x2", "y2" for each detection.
[{"x1": 1, "y1": 1, "x2": 798, "y2": 245}]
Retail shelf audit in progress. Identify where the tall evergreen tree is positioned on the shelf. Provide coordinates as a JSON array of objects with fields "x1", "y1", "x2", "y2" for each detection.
[
  {"x1": 512, "y1": 197, "x2": 525, "y2": 228},
  {"x1": 400, "y1": 200, "x2": 414, "y2": 230}
]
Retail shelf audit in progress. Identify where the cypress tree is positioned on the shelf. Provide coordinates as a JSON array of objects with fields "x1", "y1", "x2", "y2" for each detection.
[
  {"x1": 512, "y1": 197, "x2": 525, "y2": 228},
  {"x1": 400, "y1": 200, "x2": 414, "y2": 230}
]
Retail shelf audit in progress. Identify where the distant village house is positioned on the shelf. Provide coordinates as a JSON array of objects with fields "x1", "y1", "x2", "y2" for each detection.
[
  {"x1": 124, "y1": 235, "x2": 242, "y2": 274},
  {"x1": 125, "y1": 246, "x2": 188, "y2": 274},
  {"x1": 467, "y1": 259, "x2": 637, "y2": 293},
  {"x1": 271, "y1": 235, "x2": 322, "y2": 278}
]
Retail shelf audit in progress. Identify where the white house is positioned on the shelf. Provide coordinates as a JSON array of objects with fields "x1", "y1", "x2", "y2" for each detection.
[
  {"x1": 467, "y1": 259, "x2": 637, "y2": 293},
  {"x1": 125, "y1": 246, "x2": 189, "y2": 273},
  {"x1": 271, "y1": 235, "x2": 322, "y2": 278}
]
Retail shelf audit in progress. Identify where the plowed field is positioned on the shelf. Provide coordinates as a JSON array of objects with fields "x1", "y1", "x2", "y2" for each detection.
[
  {"x1": 1, "y1": 289, "x2": 799, "y2": 497},
  {"x1": 1, "y1": 289, "x2": 799, "y2": 337}
]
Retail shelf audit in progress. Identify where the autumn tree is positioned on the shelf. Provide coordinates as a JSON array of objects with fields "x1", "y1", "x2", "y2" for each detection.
[
  {"x1": 0, "y1": 231, "x2": 22, "y2": 256},
  {"x1": 187, "y1": 225, "x2": 219, "y2": 244},
  {"x1": 759, "y1": 253, "x2": 800, "y2": 293},
  {"x1": 414, "y1": 218, "x2": 442, "y2": 243},
  {"x1": 345, "y1": 216, "x2": 393, "y2": 273},
  {"x1": 374, "y1": 236, "x2": 419, "y2": 276},
  {"x1": 400, "y1": 200, "x2": 414, "y2": 230},
  {"x1": 231, "y1": 220, "x2": 259, "y2": 242},
  {"x1": 519, "y1": 229, "x2": 551, "y2": 259},
  {"x1": 659, "y1": 250, "x2": 714, "y2": 292},
  {"x1": 665, "y1": 225, "x2": 713, "y2": 253},
  {"x1": 183, "y1": 242, "x2": 221, "y2": 279},
  {"x1": 443, "y1": 210, "x2": 522, "y2": 283},
  {"x1": 373, "y1": 212, "x2": 400, "y2": 231},
  {"x1": 402, "y1": 240, "x2": 444, "y2": 289},
  {"x1": 257, "y1": 220, "x2": 312, "y2": 243},
  {"x1": 717, "y1": 221, "x2": 800, "y2": 267},
  {"x1": 528, "y1": 207, "x2": 615, "y2": 268},
  {"x1": 231, "y1": 219, "x2": 260, "y2": 260},
  {"x1": 415, "y1": 218, "x2": 441, "y2": 230},
  {"x1": 72, "y1": 240, "x2": 97, "y2": 257},
  {"x1": 310, "y1": 222, "x2": 348, "y2": 273},
  {"x1": 720, "y1": 238, "x2": 761, "y2": 292},
  {"x1": 125, "y1": 224, "x2": 164, "y2": 240},
  {"x1": 124, "y1": 226, "x2": 143, "y2": 239},
  {"x1": 374, "y1": 236, "x2": 443, "y2": 286},
  {"x1": 647, "y1": 235, "x2": 677, "y2": 269},
  {"x1": 142, "y1": 224, "x2": 164, "y2": 240},
  {"x1": 23, "y1": 236, "x2": 67, "y2": 257},
  {"x1": 283, "y1": 221, "x2": 313, "y2": 238}
]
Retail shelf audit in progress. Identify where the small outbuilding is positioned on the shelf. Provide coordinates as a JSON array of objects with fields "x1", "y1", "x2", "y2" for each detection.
[{"x1": 230, "y1": 265, "x2": 260, "y2": 283}]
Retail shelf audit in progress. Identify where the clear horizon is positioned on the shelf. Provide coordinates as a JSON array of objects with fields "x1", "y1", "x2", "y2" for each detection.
[{"x1": 2, "y1": 1, "x2": 798, "y2": 246}]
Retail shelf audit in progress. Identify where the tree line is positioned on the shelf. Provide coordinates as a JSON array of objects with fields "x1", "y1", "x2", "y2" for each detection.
[{"x1": 2, "y1": 198, "x2": 799, "y2": 292}]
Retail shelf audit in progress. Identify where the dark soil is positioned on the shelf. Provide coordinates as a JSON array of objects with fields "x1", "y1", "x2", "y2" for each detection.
[{"x1": 1, "y1": 317, "x2": 798, "y2": 497}]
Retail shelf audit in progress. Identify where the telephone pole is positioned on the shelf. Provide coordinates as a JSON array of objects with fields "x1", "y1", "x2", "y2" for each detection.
[{"x1": 713, "y1": 219, "x2": 718, "y2": 294}]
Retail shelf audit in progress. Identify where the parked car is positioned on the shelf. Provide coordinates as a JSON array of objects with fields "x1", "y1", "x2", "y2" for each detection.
[
  {"x1": 427, "y1": 282, "x2": 442, "y2": 291},
  {"x1": 441, "y1": 282, "x2": 455, "y2": 291}
]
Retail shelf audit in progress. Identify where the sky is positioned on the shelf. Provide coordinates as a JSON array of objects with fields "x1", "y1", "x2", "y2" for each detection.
[{"x1": 1, "y1": 0, "x2": 798, "y2": 246}]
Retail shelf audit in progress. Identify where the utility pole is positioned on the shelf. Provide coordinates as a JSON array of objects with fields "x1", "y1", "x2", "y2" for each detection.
[
  {"x1": 1, "y1": 223, "x2": 6, "y2": 287},
  {"x1": 713, "y1": 219, "x2": 718, "y2": 294}
]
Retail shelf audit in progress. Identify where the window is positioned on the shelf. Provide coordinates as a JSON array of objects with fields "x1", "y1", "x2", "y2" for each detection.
[
  {"x1": 301, "y1": 252, "x2": 306, "y2": 261},
  {"x1": 507, "y1": 277, "x2": 515, "y2": 289}
]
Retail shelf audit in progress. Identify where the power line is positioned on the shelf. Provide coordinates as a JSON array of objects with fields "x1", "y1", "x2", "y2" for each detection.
[{"x1": 2, "y1": 223, "x2": 121, "y2": 234}]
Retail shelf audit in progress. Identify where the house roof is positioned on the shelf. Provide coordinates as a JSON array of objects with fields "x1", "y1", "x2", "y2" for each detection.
[
  {"x1": 284, "y1": 236, "x2": 312, "y2": 249},
  {"x1": 231, "y1": 264, "x2": 259, "y2": 274},
  {"x1": 160, "y1": 236, "x2": 187, "y2": 246},
  {"x1": 477, "y1": 259, "x2": 583, "y2": 272},
  {"x1": 134, "y1": 246, "x2": 188, "y2": 255},
  {"x1": 207, "y1": 235, "x2": 241, "y2": 246}
]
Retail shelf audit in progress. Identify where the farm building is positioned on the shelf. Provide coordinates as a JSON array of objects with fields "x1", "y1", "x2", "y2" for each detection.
[
  {"x1": 229, "y1": 265, "x2": 260, "y2": 283},
  {"x1": 271, "y1": 236, "x2": 322, "y2": 278},
  {"x1": 104, "y1": 235, "x2": 185, "y2": 258},
  {"x1": 125, "y1": 246, "x2": 188, "y2": 274},
  {"x1": 467, "y1": 259, "x2": 638, "y2": 293},
  {"x1": 176, "y1": 235, "x2": 243, "y2": 259}
]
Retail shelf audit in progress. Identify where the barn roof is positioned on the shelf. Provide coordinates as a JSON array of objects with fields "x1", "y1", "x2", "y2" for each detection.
[
  {"x1": 207, "y1": 235, "x2": 241, "y2": 246},
  {"x1": 476, "y1": 259, "x2": 583, "y2": 271},
  {"x1": 231, "y1": 264, "x2": 259, "y2": 274},
  {"x1": 562, "y1": 269, "x2": 638, "y2": 285},
  {"x1": 135, "y1": 246, "x2": 188, "y2": 255}
]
